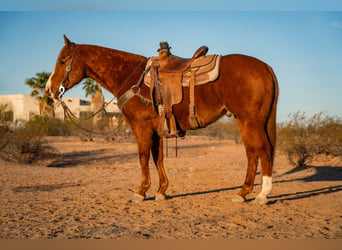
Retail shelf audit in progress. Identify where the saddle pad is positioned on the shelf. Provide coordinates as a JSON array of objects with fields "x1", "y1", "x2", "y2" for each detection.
[
  {"x1": 182, "y1": 55, "x2": 221, "y2": 87},
  {"x1": 144, "y1": 55, "x2": 221, "y2": 88}
]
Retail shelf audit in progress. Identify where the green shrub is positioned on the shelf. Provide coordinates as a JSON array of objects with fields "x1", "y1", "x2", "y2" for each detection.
[{"x1": 277, "y1": 112, "x2": 342, "y2": 167}]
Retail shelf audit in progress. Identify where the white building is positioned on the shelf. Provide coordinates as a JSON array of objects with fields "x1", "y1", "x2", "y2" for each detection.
[
  {"x1": 0, "y1": 94, "x2": 39, "y2": 122},
  {"x1": 0, "y1": 94, "x2": 120, "y2": 123}
]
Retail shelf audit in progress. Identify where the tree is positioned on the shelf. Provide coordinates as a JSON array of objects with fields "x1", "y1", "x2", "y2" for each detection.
[
  {"x1": 25, "y1": 72, "x2": 54, "y2": 117},
  {"x1": 82, "y1": 78, "x2": 104, "y2": 108},
  {"x1": 82, "y1": 78, "x2": 106, "y2": 127},
  {"x1": 82, "y1": 78, "x2": 101, "y2": 98}
]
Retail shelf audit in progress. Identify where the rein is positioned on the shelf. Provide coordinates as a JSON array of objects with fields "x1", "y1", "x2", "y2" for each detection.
[{"x1": 59, "y1": 100, "x2": 124, "y2": 135}]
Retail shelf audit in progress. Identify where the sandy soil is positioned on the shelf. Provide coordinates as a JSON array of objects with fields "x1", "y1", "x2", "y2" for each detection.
[{"x1": 0, "y1": 136, "x2": 341, "y2": 239}]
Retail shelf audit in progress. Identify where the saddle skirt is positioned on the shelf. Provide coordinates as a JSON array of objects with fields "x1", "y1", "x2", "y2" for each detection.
[{"x1": 144, "y1": 54, "x2": 221, "y2": 88}]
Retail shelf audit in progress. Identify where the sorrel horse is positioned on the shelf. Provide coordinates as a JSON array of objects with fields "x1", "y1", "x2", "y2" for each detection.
[{"x1": 45, "y1": 35, "x2": 278, "y2": 205}]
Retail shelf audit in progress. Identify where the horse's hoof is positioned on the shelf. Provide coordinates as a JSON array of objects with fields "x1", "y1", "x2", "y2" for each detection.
[
  {"x1": 131, "y1": 193, "x2": 145, "y2": 203},
  {"x1": 155, "y1": 193, "x2": 166, "y2": 201},
  {"x1": 231, "y1": 194, "x2": 245, "y2": 203},
  {"x1": 253, "y1": 196, "x2": 268, "y2": 205}
]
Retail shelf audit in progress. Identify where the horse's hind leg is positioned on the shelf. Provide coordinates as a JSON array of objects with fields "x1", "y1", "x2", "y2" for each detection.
[
  {"x1": 151, "y1": 132, "x2": 169, "y2": 200},
  {"x1": 232, "y1": 119, "x2": 273, "y2": 204},
  {"x1": 254, "y1": 139, "x2": 273, "y2": 205}
]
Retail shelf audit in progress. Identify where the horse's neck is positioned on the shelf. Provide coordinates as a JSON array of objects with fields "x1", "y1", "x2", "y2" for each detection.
[{"x1": 80, "y1": 44, "x2": 146, "y2": 96}]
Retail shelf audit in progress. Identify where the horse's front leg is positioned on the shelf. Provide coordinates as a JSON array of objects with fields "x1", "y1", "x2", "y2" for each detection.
[
  {"x1": 131, "y1": 127, "x2": 153, "y2": 203},
  {"x1": 151, "y1": 131, "x2": 168, "y2": 200}
]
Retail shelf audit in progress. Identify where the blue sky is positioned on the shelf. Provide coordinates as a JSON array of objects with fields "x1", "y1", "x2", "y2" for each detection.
[
  {"x1": 1, "y1": 2, "x2": 342, "y2": 122},
  {"x1": 1, "y1": 0, "x2": 342, "y2": 11}
]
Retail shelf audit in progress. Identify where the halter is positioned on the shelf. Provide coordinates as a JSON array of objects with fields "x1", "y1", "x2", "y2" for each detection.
[{"x1": 57, "y1": 44, "x2": 77, "y2": 100}]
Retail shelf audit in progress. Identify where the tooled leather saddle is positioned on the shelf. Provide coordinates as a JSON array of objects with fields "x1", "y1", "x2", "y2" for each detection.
[{"x1": 144, "y1": 42, "x2": 221, "y2": 137}]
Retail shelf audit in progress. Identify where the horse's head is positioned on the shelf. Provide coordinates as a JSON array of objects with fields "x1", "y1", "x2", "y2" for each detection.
[{"x1": 45, "y1": 35, "x2": 85, "y2": 100}]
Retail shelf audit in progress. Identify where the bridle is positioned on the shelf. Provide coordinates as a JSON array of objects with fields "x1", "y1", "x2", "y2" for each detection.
[{"x1": 57, "y1": 44, "x2": 77, "y2": 100}]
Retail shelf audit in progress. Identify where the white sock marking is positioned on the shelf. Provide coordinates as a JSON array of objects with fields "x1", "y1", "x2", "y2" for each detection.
[{"x1": 256, "y1": 176, "x2": 272, "y2": 202}]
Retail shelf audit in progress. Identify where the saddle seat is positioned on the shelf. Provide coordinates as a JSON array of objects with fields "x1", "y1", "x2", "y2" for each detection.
[
  {"x1": 158, "y1": 46, "x2": 209, "y2": 73},
  {"x1": 159, "y1": 55, "x2": 192, "y2": 72}
]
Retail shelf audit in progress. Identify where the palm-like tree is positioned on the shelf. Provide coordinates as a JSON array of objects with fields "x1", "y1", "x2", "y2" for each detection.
[
  {"x1": 82, "y1": 78, "x2": 104, "y2": 109},
  {"x1": 82, "y1": 78, "x2": 101, "y2": 98},
  {"x1": 82, "y1": 78, "x2": 105, "y2": 126},
  {"x1": 25, "y1": 72, "x2": 54, "y2": 117},
  {"x1": 25, "y1": 72, "x2": 50, "y2": 97}
]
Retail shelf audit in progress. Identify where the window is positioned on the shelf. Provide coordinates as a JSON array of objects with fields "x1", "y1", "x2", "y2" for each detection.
[
  {"x1": 0, "y1": 111, "x2": 13, "y2": 122},
  {"x1": 80, "y1": 99, "x2": 91, "y2": 106}
]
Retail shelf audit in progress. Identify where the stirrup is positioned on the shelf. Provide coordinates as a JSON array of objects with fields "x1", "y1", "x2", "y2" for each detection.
[{"x1": 165, "y1": 116, "x2": 186, "y2": 138}]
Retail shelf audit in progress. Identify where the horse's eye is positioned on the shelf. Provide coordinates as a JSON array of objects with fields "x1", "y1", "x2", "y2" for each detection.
[{"x1": 60, "y1": 61, "x2": 65, "y2": 65}]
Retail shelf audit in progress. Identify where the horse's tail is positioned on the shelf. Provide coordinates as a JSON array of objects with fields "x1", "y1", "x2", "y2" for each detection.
[{"x1": 266, "y1": 65, "x2": 279, "y2": 162}]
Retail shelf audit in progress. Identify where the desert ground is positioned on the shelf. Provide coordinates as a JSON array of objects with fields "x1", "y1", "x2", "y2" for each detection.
[{"x1": 0, "y1": 135, "x2": 341, "y2": 239}]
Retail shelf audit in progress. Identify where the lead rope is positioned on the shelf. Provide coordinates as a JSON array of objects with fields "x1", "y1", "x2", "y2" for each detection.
[{"x1": 59, "y1": 100, "x2": 124, "y2": 135}]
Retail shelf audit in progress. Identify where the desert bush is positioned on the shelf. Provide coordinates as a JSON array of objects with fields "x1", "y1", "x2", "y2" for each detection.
[
  {"x1": 277, "y1": 112, "x2": 342, "y2": 167},
  {"x1": 192, "y1": 117, "x2": 242, "y2": 143},
  {"x1": 0, "y1": 125, "x2": 57, "y2": 164},
  {"x1": 0, "y1": 115, "x2": 70, "y2": 163},
  {"x1": 25, "y1": 115, "x2": 72, "y2": 136}
]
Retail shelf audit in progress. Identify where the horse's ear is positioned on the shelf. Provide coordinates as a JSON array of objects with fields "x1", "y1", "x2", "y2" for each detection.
[{"x1": 63, "y1": 35, "x2": 72, "y2": 47}]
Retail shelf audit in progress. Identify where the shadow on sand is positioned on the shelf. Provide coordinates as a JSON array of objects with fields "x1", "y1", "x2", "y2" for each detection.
[
  {"x1": 46, "y1": 149, "x2": 137, "y2": 168},
  {"x1": 266, "y1": 165, "x2": 342, "y2": 204},
  {"x1": 166, "y1": 165, "x2": 342, "y2": 204},
  {"x1": 45, "y1": 146, "x2": 342, "y2": 204}
]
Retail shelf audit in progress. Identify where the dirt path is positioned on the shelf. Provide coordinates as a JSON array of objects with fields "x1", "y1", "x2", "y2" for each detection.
[{"x1": 0, "y1": 136, "x2": 341, "y2": 239}]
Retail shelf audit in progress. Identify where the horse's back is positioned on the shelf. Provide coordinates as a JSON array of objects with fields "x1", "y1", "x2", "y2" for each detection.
[{"x1": 220, "y1": 54, "x2": 272, "y2": 79}]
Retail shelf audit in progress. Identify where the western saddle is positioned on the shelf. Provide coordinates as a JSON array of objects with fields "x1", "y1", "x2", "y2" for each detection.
[{"x1": 145, "y1": 41, "x2": 221, "y2": 137}]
